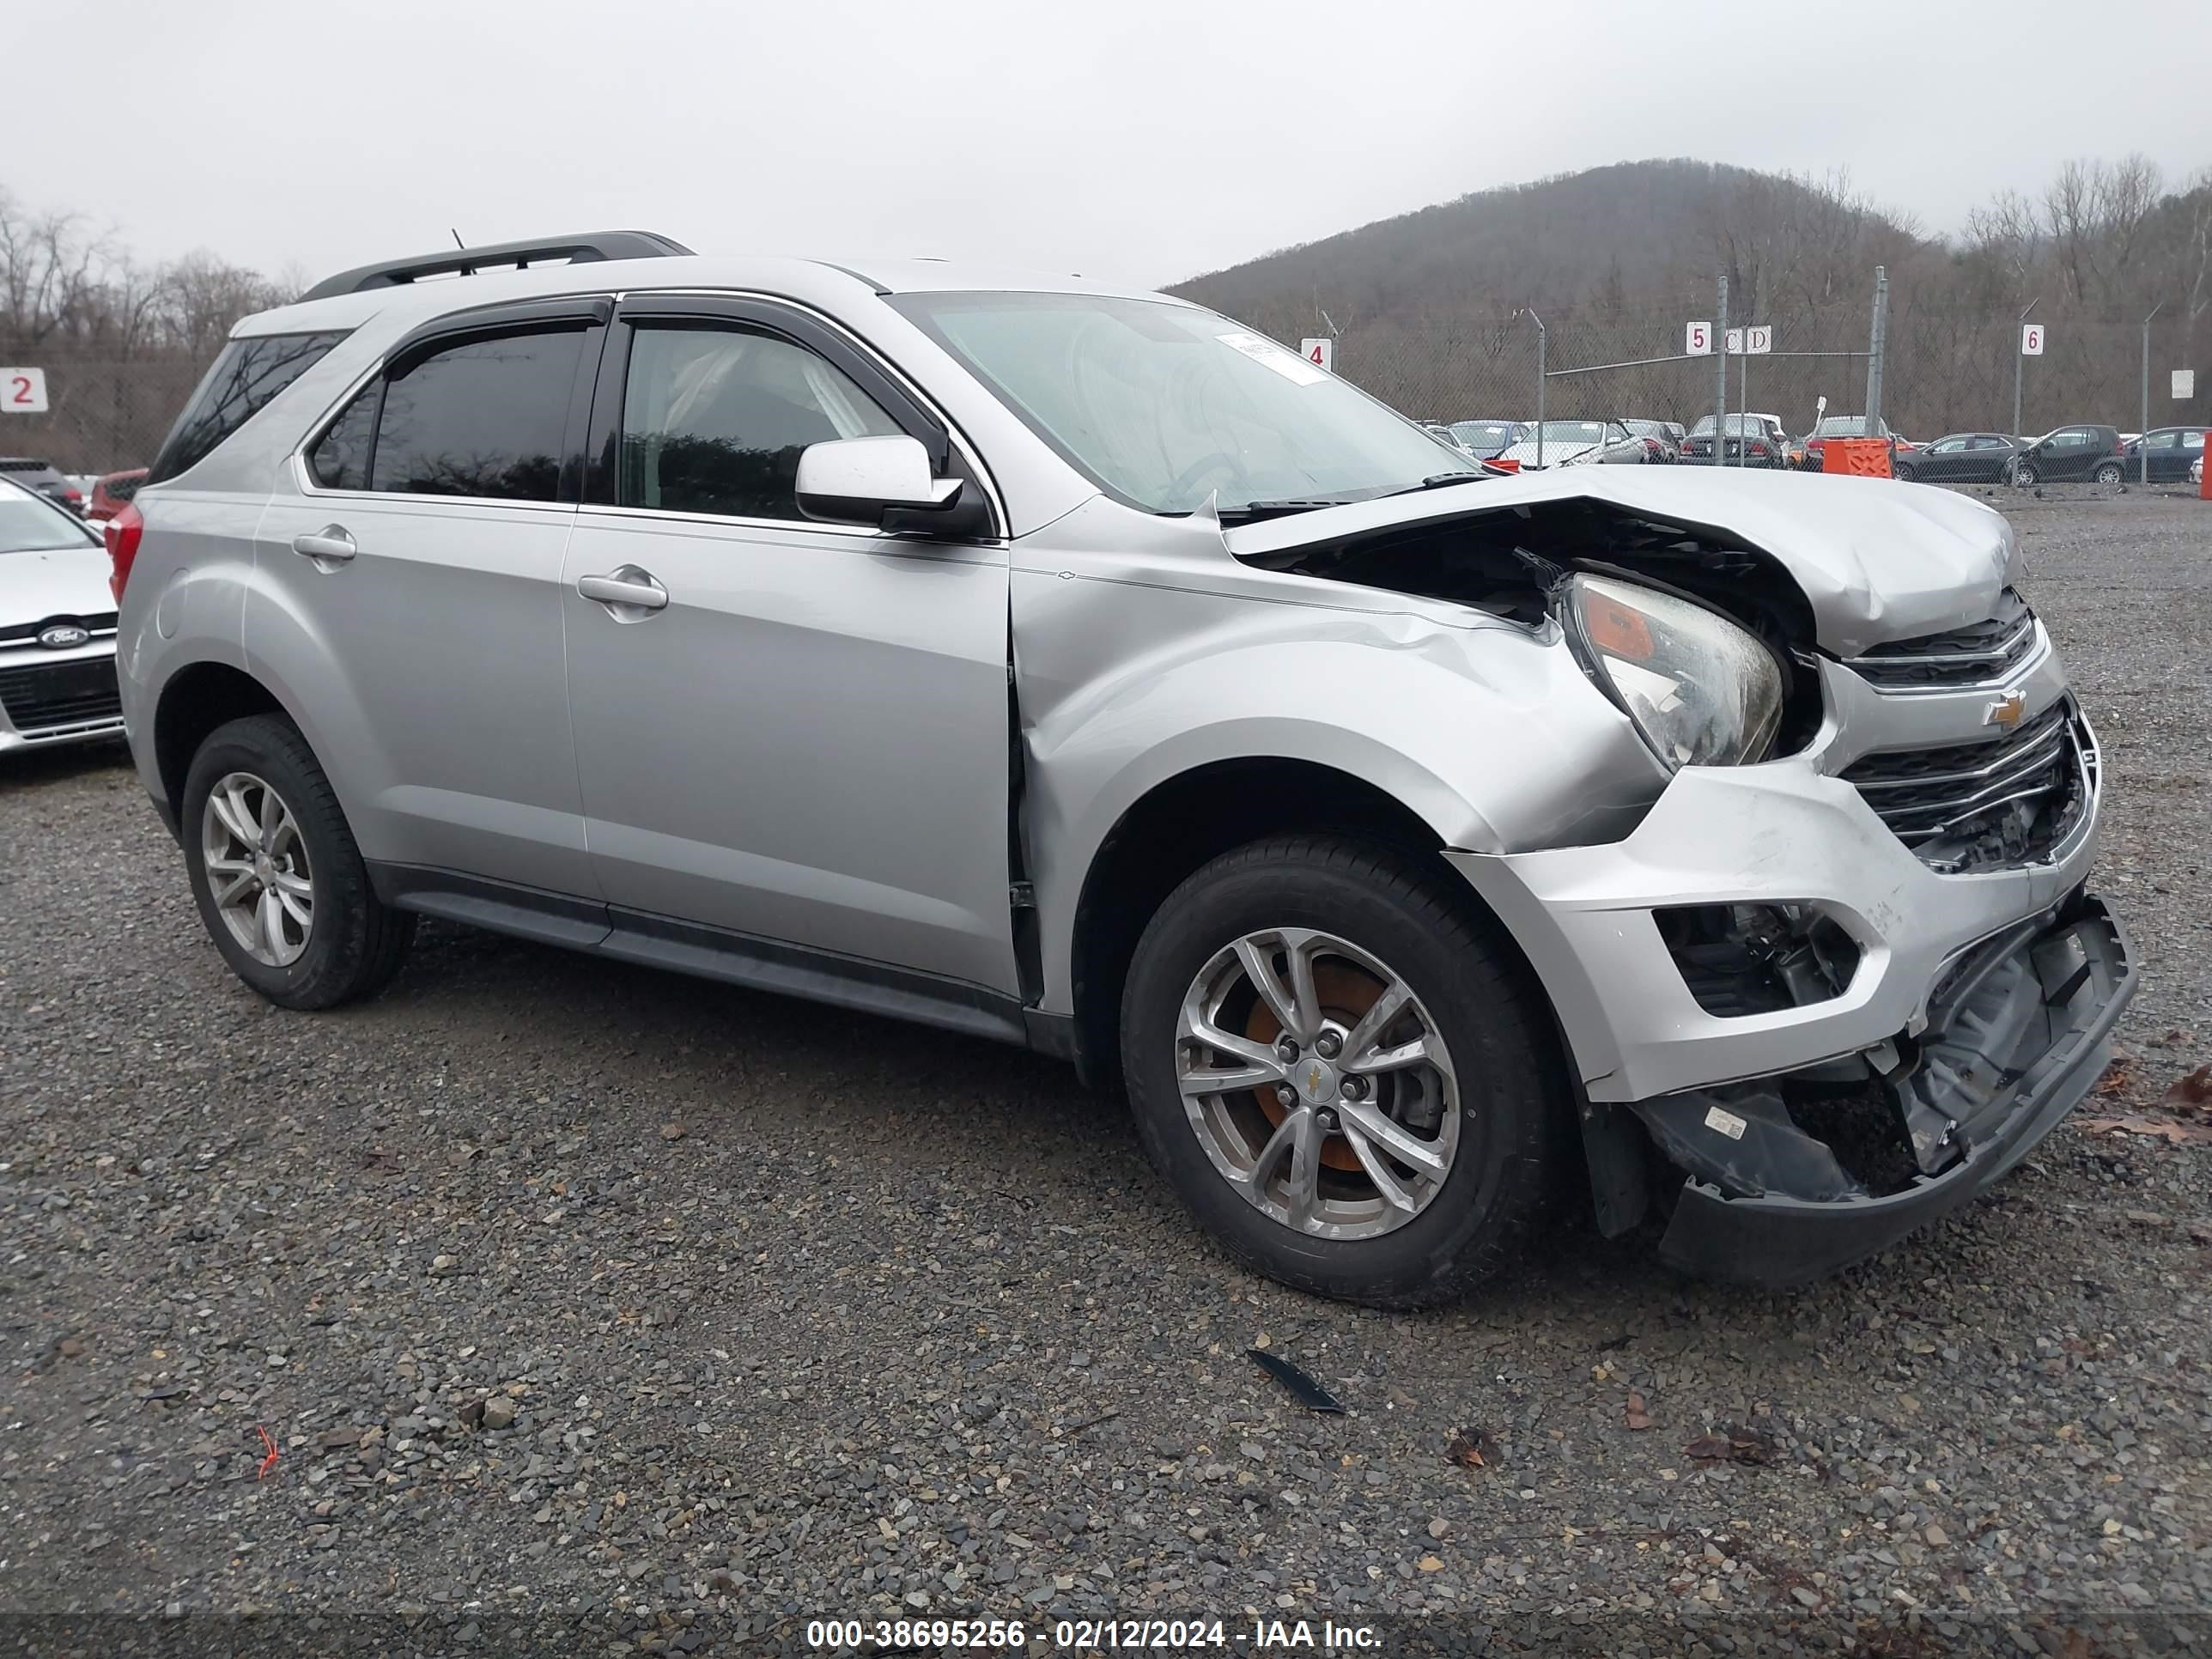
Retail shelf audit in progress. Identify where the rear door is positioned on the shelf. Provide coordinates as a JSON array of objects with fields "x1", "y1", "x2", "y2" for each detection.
[
  {"x1": 560, "y1": 295, "x2": 1018, "y2": 1001},
  {"x1": 250, "y1": 301, "x2": 605, "y2": 900}
]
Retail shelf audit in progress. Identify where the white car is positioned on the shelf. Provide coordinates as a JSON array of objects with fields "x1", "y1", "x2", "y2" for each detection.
[
  {"x1": 1495, "y1": 418, "x2": 1648, "y2": 468},
  {"x1": 2193, "y1": 453, "x2": 2203, "y2": 488},
  {"x1": 0, "y1": 476, "x2": 124, "y2": 753}
]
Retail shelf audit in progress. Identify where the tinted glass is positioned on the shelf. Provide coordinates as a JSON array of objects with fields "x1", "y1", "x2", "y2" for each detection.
[
  {"x1": 618, "y1": 325, "x2": 901, "y2": 520},
  {"x1": 372, "y1": 327, "x2": 583, "y2": 501},
  {"x1": 890, "y1": 292, "x2": 1476, "y2": 514},
  {"x1": 0, "y1": 484, "x2": 100, "y2": 553},
  {"x1": 149, "y1": 331, "x2": 349, "y2": 483},
  {"x1": 2144, "y1": 430, "x2": 2179, "y2": 450},
  {"x1": 309, "y1": 386, "x2": 378, "y2": 489}
]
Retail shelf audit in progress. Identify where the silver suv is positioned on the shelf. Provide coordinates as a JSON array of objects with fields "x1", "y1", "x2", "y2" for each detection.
[{"x1": 114, "y1": 232, "x2": 2133, "y2": 1305}]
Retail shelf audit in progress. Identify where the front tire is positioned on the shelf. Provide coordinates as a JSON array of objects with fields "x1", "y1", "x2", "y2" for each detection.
[
  {"x1": 1120, "y1": 836, "x2": 1562, "y2": 1307},
  {"x1": 182, "y1": 714, "x2": 415, "y2": 1009},
  {"x1": 2013, "y1": 462, "x2": 2038, "y2": 486}
]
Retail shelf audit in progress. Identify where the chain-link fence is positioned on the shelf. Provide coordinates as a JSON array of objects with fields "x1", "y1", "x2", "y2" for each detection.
[
  {"x1": 0, "y1": 356, "x2": 206, "y2": 474},
  {"x1": 1, "y1": 295, "x2": 2203, "y2": 482},
  {"x1": 1317, "y1": 294, "x2": 2209, "y2": 450}
]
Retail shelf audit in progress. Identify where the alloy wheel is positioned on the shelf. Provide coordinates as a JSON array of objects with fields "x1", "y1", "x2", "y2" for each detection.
[
  {"x1": 201, "y1": 770, "x2": 315, "y2": 966},
  {"x1": 1175, "y1": 927, "x2": 1460, "y2": 1240}
]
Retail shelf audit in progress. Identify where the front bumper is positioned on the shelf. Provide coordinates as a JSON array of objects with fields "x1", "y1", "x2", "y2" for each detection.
[
  {"x1": 1448, "y1": 647, "x2": 2131, "y2": 1281},
  {"x1": 1650, "y1": 896, "x2": 2132, "y2": 1283},
  {"x1": 1446, "y1": 650, "x2": 2098, "y2": 1103}
]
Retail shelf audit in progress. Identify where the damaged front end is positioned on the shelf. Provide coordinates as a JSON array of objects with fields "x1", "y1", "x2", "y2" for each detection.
[{"x1": 1610, "y1": 891, "x2": 2135, "y2": 1285}]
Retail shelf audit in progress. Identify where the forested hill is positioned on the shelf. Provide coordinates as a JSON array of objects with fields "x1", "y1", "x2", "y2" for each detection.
[{"x1": 1167, "y1": 160, "x2": 1928, "y2": 338}]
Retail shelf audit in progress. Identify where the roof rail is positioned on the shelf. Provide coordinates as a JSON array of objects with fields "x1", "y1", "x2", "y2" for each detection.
[{"x1": 297, "y1": 231, "x2": 696, "y2": 303}]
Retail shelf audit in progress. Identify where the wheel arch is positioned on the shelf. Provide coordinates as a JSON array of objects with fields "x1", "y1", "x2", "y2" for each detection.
[
  {"x1": 150, "y1": 660, "x2": 294, "y2": 836},
  {"x1": 1062, "y1": 755, "x2": 1555, "y2": 1093}
]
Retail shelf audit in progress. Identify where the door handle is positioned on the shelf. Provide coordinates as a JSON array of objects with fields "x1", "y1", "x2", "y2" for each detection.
[
  {"x1": 577, "y1": 567, "x2": 669, "y2": 614},
  {"x1": 291, "y1": 526, "x2": 356, "y2": 563}
]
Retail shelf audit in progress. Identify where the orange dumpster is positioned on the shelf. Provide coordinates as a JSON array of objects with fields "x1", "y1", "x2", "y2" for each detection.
[{"x1": 1822, "y1": 437, "x2": 1893, "y2": 478}]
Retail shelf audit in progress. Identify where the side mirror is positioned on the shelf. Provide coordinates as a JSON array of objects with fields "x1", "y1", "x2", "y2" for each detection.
[{"x1": 794, "y1": 434, "x2": 989, "y2": 538}]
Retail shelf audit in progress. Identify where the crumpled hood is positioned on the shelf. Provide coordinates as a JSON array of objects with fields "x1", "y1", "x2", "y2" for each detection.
[
  {"x1": 1224, "y1": 465, "x2": 2022, "y2": 657},
  {"x1": 3, "y1": 544, "x2": 113, "y2": 623}
]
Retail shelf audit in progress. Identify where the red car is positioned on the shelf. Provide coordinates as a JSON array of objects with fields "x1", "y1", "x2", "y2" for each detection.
[{"x1": 88, "y1": 467, "x2": 148, "y2": 521}]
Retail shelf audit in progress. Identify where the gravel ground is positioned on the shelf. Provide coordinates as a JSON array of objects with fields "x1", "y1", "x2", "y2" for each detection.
[{"x1": 3, "y1": 491, "x2": 2209, "y2": 1656}]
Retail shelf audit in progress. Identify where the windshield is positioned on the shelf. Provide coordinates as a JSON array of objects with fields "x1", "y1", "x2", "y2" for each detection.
[
  {"x1": 1449, "y1": 421, "x2": 1519, "y2": 451},
  {"x1": 1534, "y1": 421, "x2": 1612, "y2": 444},
  {"x1": 886, "y1": 292, "x2": 1475, "y2": 514},
  {"x1": 1812, "y1": 416, "x2": 1875, "y2": 436},
  {"x1": 0, "y1": 486, "x2": 99, "y2": 554}
]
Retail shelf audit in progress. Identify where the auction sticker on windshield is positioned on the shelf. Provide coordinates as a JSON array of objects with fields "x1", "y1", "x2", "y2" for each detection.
[{"x1": 1215, "y1": 331, "x2": 1328, "y2": 386}]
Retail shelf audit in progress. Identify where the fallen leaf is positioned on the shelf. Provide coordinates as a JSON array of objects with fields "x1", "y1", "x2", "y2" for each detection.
[
  {"x1": 2077, "y1": 1115, "x2": 2212, "y2": 1145},
  {"x1": 2093, "y1": 1060, "x2": 2132, "y2": 1096},
  {"x1": 1416, "y1": 1554, "x2": 1444, "y2": 1572},
  {"x1": 2153, "y1": 1030, "x2": 2191, "y2": 1048},
  {"x1": 1625, "y1": 1390, "x2": 1653, "y2": 1431},
  {"x1": 1683, "y1": 1428, "x2": 1781, "y2": 1467},
  {"x1": 2161, "y1": 1065, "x2": 2212, "y2": 1114},
  {"x1": 1445, "y1": 1427, "x2": 1498, "y2": 1471}
]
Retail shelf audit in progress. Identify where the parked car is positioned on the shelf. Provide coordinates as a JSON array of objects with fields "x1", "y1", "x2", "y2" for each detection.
[
  {"x1": 1680, "y1": 413, "x2": 1789, "y2": 467},
  {"x1": 115, "y1": 231, "x2": 2131, "y2": 1304},
  {"x1": 1891, "y1": 433, "x2": 2024, "y2": 485},
  {"x1": 1622, "y1": 418, "x2": 1681, "y2": 463},
  {"x1": 1442, "y1": 419, "x2": 1529, "y2": 460},
  {"x1": 1496, "y1": 418, "x2": 1649, "y2": 467},
  {"x1": 2192, "y1": 452, "x2": 2203, "y2": 487},
  {"x1": 0, "y1": 456, "x2": 85, "y2": 515},
  {"x1": 2008, "y1": 425, "x2": 2125, "y2": 486},
  {"x1": 88, "y1": 466, "x2": 149, "y2": 520},
  {"x1": 1797, "y1": 415, "x2": 1905, "y2": 472},
  {"x1": 2117, "y1": 426, "x2": 2205, "y2": 484},
  {"x1": 0, "y1": 476, "x2": 125, "y2": 753}
]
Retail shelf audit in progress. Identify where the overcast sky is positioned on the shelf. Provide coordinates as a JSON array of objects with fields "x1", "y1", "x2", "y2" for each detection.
[{"x1": 15, "y1": 0, "x2": 2209, "y2": 291}]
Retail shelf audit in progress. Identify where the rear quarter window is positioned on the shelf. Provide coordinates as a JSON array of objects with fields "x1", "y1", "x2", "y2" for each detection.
[{"x1": 149, "y1": 330, "x2": 350, "y2": 484}]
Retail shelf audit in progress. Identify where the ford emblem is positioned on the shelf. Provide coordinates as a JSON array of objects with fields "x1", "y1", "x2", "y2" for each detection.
[{"x1": 38, "y1": 623, "x2": 91, "y2": 649}]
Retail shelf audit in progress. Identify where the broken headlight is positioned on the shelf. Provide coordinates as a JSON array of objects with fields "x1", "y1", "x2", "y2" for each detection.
[{"x1": 1563, "y1": 574, "x2": 1784, "y2": 769}]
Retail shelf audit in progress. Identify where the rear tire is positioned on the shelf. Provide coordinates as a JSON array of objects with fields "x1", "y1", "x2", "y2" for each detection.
[
  {"x1": 2093, "y1": 461, "x2": 2122, "y2": 485},
  {"x1": 182, "y1": 714, "x2": 415, "y2": 1010},
  {"x1": 2012, "y1": 463, "x2": 2037, "y2": 486},
  {"x1": 1120, "y1": 836, "x2": 1563, "y2": 1307}
]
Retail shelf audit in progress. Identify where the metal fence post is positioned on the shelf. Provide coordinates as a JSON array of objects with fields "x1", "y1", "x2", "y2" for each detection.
[
  {"x1": 1863, "y1": 267, "x2": 1887, "y2": 430},
  {"x1": 2140, "y1": 301, "x2": 2164, "y2": 482},
  {"x1": 2013, "y1": 297, "x2": 2038, "y2": 438},
  {"x1": 1532, "y1": 311, "x2": 1547, "y2": 469},
  {"x1": 1739, "y1": 353, "x2": 1748, "y2": 466},
  {"x1": 1715, "y1": 270, "x2": 1729, "y2": 465}
]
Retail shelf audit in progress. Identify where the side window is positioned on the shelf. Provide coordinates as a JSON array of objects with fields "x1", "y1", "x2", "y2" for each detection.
[
  {"x1": 617, "y1": 324, "x2": 902, "y2": 521},
  {"x1": 2143, "y1": 430, "x2": 2179, "y2": 451},
  {"x1": 1930, "y1": 438, "x2": 1964, "y2": 453},
  {"x1": 371, "y1": 327, "x2": 585, "y2": 501},
  {"x1": 149, "y1": 330, "x2": 350, "y2": 484},
  {"x1": 2185, "y1": 431, "x2": 2206, "y2": 451},
  {"x1": 309, "y1": 386, "x2": 378, "y2": 489}
]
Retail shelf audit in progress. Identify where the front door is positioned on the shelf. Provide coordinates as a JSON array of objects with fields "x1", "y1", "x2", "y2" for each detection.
[{"x1": 561, "y1": 297, "x2": 1018, "y2": 1002}]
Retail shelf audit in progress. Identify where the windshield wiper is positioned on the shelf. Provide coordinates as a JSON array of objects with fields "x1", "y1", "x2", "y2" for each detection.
[
  {"x1": 1379, "y1": 471, "x2": 1490, "y2": 497},
  {"x1": 1217, "y1": 474, "x2": 1489, "y2": 525}
]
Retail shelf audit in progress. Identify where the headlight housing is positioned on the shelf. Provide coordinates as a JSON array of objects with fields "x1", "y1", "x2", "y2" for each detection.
[{"x1": 1562, "y1": 574, "x2": 1784, "y2": 769}]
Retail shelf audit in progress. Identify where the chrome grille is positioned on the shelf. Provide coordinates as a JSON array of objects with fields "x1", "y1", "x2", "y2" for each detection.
[
  {"x1": 1844, "y1": 589, "x2": 2040, "y2": 690},
  {"x1": 1842, "y1": 699, "x2": 2089, "y2": 872}
]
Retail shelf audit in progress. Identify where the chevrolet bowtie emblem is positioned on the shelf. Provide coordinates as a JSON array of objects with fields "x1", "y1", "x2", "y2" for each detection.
[
  {"x1": 1984, "y1": 690, "x2": 2027, "y2": 730},
  {"x1": 1308, "y1": 1066, "x2": 1323, "y2": 1093}
]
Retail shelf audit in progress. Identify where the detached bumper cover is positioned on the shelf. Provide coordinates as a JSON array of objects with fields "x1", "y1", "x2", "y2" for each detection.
[{"x1": 1653, "y1": 896, "x2": 2134, "y2": 1285}]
